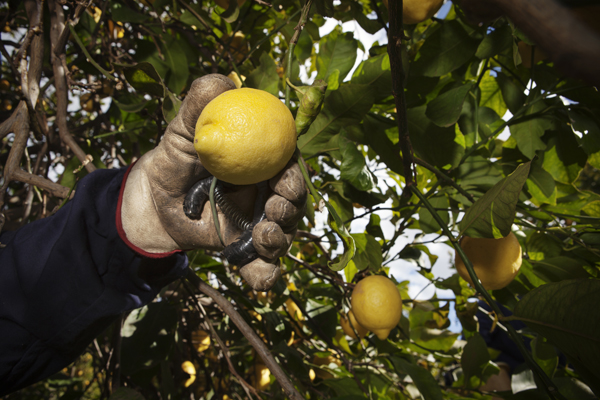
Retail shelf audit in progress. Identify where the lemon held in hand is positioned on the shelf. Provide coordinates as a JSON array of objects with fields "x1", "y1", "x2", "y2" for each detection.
[
  {"x1": 351, "y1": 275, "x2": 402, "y2": 340},
  {"x1": 455, "y1": 232, "x2": 522, "y2": 291},
  {"x1": 194, "y1": 88, "x2": 296, "y2": 185}
]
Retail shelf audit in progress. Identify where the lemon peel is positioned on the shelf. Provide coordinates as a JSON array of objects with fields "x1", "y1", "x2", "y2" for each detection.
[
  {"x1": 194, "y1": 88, "x2": 296, "y2": 185},
  {"x1": 351, "y1": 275, "x2": 402, "y2": 340}
]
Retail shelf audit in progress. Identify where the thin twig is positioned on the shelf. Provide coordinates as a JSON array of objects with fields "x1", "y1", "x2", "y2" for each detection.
[
  {"x1": 182, "y1": 280, "x2": 259, "y2": 400},
  {"x1": 185, "y1": 269, "x2": 304, "y2": 400}
]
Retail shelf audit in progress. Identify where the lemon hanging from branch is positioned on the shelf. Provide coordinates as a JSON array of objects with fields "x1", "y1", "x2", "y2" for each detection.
[{"x1": 351, "y1": 275, "x2": 402, "y2": 340}]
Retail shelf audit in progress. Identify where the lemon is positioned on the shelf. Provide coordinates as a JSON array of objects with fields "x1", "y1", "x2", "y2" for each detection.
[
  {"x1": 181, "y1": 361, "x2": 196, "y2": 387},
  {"x1": 351, "y1": 275, "x2": 403, "y2": 340},
  {"x1": 340, "y1": 310, "x2": 369, "y2": 339},
  {"x1": 455, "y1": 232, "x2": 522, "y2": 291},
  {"x1": 253, "y1": 364, "x2": 271, "y2": 391},
  {"x1": 191, "y1": 329, "x2": 211, "y2": 352},
  {"x1": 227, "y1": 71, "x2": 245, "y2": 88},
  {"x1": 194, "y1": 88, "x2": 296, "y2": 185},
  {"x1": 382, "y1": 0, "x2": 444, "y2": 24}
]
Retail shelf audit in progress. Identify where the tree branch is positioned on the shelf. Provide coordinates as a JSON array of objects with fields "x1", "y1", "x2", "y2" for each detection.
[
  {"x1": 182, "y1": 280, "x2": 259, "y2": 400},
  {"x1": 460, "y1": 0, "x2": 600, "y2": 87},
  {"x1": 48, "y1": 0, "x2": 96, "y2": 173},
  {"x1": 387, "y1": 0, "x2": 415, "y2": 197},
  {"x1": 185, "y1": 270, "x2": 304, "y2": 400}
]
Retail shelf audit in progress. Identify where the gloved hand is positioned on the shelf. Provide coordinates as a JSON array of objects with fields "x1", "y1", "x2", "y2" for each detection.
[{"x1": 120, "y1": 74, "x2": 306, "y2": 290}]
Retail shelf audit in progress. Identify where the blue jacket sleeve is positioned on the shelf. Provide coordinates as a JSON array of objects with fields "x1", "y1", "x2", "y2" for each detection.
[{"x1": 0, "y1": 166, "x2": 188, "y2": 395}]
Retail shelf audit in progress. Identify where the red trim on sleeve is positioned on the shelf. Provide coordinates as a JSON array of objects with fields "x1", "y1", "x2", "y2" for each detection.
[{"x1": 116, "y1": 162, "x2": 183, "y2": 259}]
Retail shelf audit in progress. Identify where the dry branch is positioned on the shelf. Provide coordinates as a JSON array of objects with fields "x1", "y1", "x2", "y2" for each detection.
[
  {"x1": 0, "y1": 102, "x2": 71, "y2": 211},
  {"x1": 49, "y1": 0, "x2": 97, "y2": 173}
]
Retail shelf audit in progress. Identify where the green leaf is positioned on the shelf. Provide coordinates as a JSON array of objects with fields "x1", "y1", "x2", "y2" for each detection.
[
  {"x1": 294, "y1": 30, "x2": 313, "y2": 63},
  {"x1": 543, "y1": 129, "x2": 588, "y2": 184},
  {"x1": 390, "y1": 357, "x2": 444, "y2": 400},
  {"x1": 528, "y1": 160, "x2": 556, "y2": 199},
  {"x1": 426, "y1": 82, "x2": 474, "y2": 127},
  {"x1": 298, "y1": 84, "x2": 375, "y2": 157},
  {"x1": 475, "y1": 24, "x2": 512, "y2": 59},
  {"x1": 218, "y1": 0, "x2": 240, "y2": 23},
  {"x1": 514, "y1": 279, "x2": 600, "y2": 395},
  {"x1": 350, "y1": 233, "x2": 383, "y2": 271},
  {"x1": 496, "y1": 72, "x2": 526, "y2": 114},
  {"x1": 366, "y1": 213, "x2": 385, "y2": 239},
  {"x1": 161, "y1": 37, "x2": 189, "y2": 94},
  {"x1": 418, "y1": 195, "x2": 450, "y2": 234},
  {"x1": 531, "y1": 257, "x2": 590, "y2": 283},
  {"x1": 298, "y1": 160, "x2": 355, "y2": 272},
  {"x1": 316, "y1": 28, "x2": 358, "y2": 85},
  {"x1": 526, "y1": 232, "x2": 563, "y2": 261},
  {"x1": 162, "y1": 90, "x2": 182, "y2": 123},
  {"x1": 509, "y1": 102, "x2": 554, "y2": 159},
  {"x1": 110, "y1": 2, "x2": 149, "y2": 23},
  {"x1": 109, "y1": 387, "x2": 146, "y2": 400},
  {"x1": 339, "y1": 132, "x2": 374, "y2": 191},
  {"x1": 407, "y1": 105, "x2": 465, "y2": 169},
  {"x1": 461, "y1": 333, "x2": 490, "y2": 382},
  {"x1": 478, "y1": 72, "x2": 508, "y2": 118},
  {"x1": 351, "y1": 53, "x2": 392, "y2": 101},
  {"x1": 246, "y1": 52, "x2": 279, "y2": 96},
  {"x1": 118, "y1": 62, "x2": 166, "y2": 97},
  {"x1": 532, "y1": 336, "x2": 559, "y2": 378},
  {"x1": 459, "y1": 161, "x2": 531, "y2": 238},
  {"x1": 113, "y1": 98, "x2": 150, "y2": 113},
  {"x1": 413, "y1": 21, "x2": 479, "y2": 77},
  {"x1": 120, "y1": 303, "x2": 178, "y2": 375},
  {"x1": 363, "y1": 114, "x2": 403, "y2": 175}
]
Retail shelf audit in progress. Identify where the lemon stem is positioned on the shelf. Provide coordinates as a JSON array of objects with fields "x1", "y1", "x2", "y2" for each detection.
[
  {"x1": 209, "y1": 177, "x2": 226, "y2": 248},
  {"x1": 410, "y1": 186, "x2": 566, "y2": 400}
]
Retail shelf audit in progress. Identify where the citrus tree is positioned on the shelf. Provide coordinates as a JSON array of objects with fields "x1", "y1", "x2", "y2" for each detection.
[{"x1": 2, "y1": 0, "x2": 600, "y2": 399}]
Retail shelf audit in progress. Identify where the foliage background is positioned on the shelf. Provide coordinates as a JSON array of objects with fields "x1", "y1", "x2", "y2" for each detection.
[{"x1": 1, "y1": 0, "x2": 600, "y2": 399}]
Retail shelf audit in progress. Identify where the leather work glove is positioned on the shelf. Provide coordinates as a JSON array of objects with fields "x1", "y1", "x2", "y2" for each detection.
[{"x1": 120, "y1": 74, "x2": 306, "y2": 291}]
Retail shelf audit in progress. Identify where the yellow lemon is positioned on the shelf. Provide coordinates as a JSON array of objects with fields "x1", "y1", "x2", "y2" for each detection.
[
  {"x1": 340, "y1": 310, "x2": 369, "y2": 339},
  {"x1": 351, "y1": 275, "x2": 402, "y2": 340},
  {"x1": 227, "y1": 71, "x2": 245, "y2": 89},
  {"x1": 285, "y1": 298, "x2": 304, "y2": 321},
  {"x1": 194, "y1": 88, "x2": 296, "y2": 185},
  {"x1": 191, "y1": 329, "x2": 211, "y2": 352},
  {"x1": 253, "y1": 364, "x2": 271, "y2": 391},
  {"x1": 383, "y1": 0, "x2": 444, "y2": 24},
  {"x1": 181, "y1": 361, "x2": 196, "y2": 387},
  {"x1": 455, "y1": 232, "x2": 522, "y2": 291}
]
